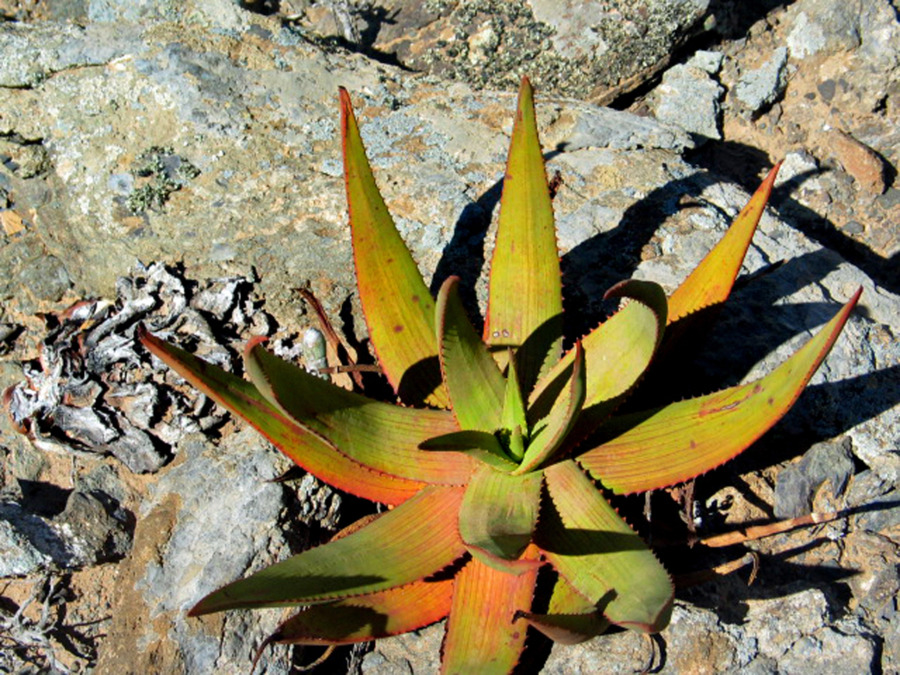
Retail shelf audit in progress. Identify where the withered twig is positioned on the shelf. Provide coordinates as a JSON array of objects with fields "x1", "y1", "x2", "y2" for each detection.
[
  {"x1": 674, "y1": 551, "x2": 760, "y2": 588},
  {"x1": 696, "y1": 510, "x2": 842, "y2": 548}
]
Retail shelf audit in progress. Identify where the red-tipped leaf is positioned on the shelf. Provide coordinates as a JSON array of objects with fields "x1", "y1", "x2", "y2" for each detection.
[
  {"x1": 244, "y1": 338, "x2": 473, "y2": 486},
  {"x1": 578, "y1": 288, "x2": 862, "y2": 493},
  {"x1": 341, "y1": 88, "x2": 448, "y2": 407},
  {"x1": 484, "y1": 76, "x2": 563, "y2": 393},
  {"x1": 190, "y1": 485, "x2": 466, "y2": 615},
  {"x1": 441, "y1": 547, "x2": 540, "y2": 674},
  {"x1": 667, "y1": 163, "x2": 781, "y2": 323},
  {"x1": 139, "y1": 327, "x2": 423, "y2": 505},
  {"x1": 269, "y1": 578, "x2": 453, "y2": 646}
]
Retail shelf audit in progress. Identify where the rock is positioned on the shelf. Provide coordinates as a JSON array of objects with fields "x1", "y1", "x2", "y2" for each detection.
[
  {"x1": 294, "y1": 0, "x2": 711, "y2": 102},
  {"x1": 651, "y1": 55, "x2": 725, "y2": 141},
  {"x1": 95, "y1": 429, "x2": 302, "y2": 674},
  {"x1": 774, "y1": 437, "x2": 855, "y2": 519},
  {"x1": 53, "y1": 490, "x2": 132, "y2": 566},
  {"x1": 845, "y1": 470, "x2": 900, "y2": 533},
  {"x1": 743, "y1": 588, "x2": 877, "y2": 672},
  {"x1": 786, "y1": 0, "x2": 862, "y2": 59},
  {"x1": 785, "y1": 0, "x2": 900, "y2": 104},
  {"x1": 775, "y1": 150, "x2": 820, "y2": 188},
  {"x1": 550, "y1": 104, "x2": 694, "y2": 153},
  {"x1": 733, "y1": 46, "x2": 789, "y2": 115},
  {"x1": 825, "y1": 129, "x2": 888, "y2": 194},
  {"x1": 0, "y1": 508, "x2": 54, "y2": 576},
  {"x1": 687, "y1": 49, "x2": 724, "y2": 74},
  {"x1": 0, "y1": 491, "x2": 131, "y2": 574},
  {"x1": 361, "y1": 622, "x2": 444, "y2": 675}
]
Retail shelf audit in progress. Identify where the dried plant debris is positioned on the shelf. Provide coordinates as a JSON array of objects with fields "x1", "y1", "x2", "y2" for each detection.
[
  {"x1": 4, "y1": 262, "x2": 282, "y2": 475},
  {"x1": 0, "y1": 575, "x2": 95, "y2": 675}
]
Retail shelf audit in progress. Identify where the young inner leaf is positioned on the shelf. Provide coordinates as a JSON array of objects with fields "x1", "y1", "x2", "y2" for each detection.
[{"x1": 501, "y1": 348, "x2": 528, "y2": 461}]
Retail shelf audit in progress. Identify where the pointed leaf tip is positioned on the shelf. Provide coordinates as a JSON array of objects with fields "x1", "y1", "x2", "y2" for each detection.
[
  {"x1": 485, "y1": 75, "x2": 563, "y2": 392},
  {"x1": 342, "y1": 86, "x2": 448, "y2": 407},
  {"x1": 516, "y1": 341, "x2": 585, "y2": 474},
  {"x1": 191, "y1": 486, "x2": 466, "y2": 614},
  {"x1": 667, "y1": 163, "x2": 783, "y2": 324},
  {"x1": 138, "y1": 327, "x2": 425, "y2": 505},
  {"x1": 579, "y1": 287, "x2": 862, "y2": 494}
]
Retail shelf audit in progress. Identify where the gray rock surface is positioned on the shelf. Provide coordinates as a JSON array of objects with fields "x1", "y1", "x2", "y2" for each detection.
[
  {"x1": 95, "y1": 429, "x2": 299, "y2": 674},
  {"x1": 651, "y1": 54, "x2": 725, "y2": 140},
  {"x1": 732, "y1": 46, "x2": 789, "y2": 114},
  {"x1": 784, "y1": 0, "x2": 900, "y2": 110},
  {"x1": 0, "y1": 492, "x2": 131, "y2": 574},
  {"x1": 0, "y1": 509, "x2": 54, "y2": 577},
  {"x1": 291, "y1": 0, "x2": 712, "y2": 102},
  {"x1": 774, "y1": 437, "x2": 855, "y2": 518}
]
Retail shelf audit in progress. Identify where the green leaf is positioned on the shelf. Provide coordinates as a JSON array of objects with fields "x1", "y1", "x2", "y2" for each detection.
[
  {"x1": 340, "y1": 88, "x2": 448, "y2": 408},
  {"x1": 518, "y1": 576, "x2": 611, "y2": 645},
  {"x1": 139, "y1": 326, "x2": 423, "y2": 506},
  {"x1": 531, "y1": 280, "x2": 666, "y2": 423},
  {"x1": 269, "y1": 578, "x2": 453, "y2": 645},
  {"x1": 190, "y1": 485, "x2": 466, "y2": 615},
  {"x1": 539, "y1": 461, "x2": 673, "y2": 632},
  {"x1": 418, "y1": 430, "x2": 517, "y2": 471},
  {"x1": 245, "y1": 338, "x2": 473, "y2": 486},
  {"x1": 442, "y1": 550, "x2": 539, "y2": 674},
  {"x1": 667, "y1": 162, "x2": 781, "y2": 324},
  {"x1": 437, "y1": 276, "x2": 506, "y2": 432},
  {"x1": 458, "y1": 463, "x2": 543, "y2": 568},
  {"x1": 578, "y1": 288, "x2": 862, "y2": 494},
  {"x1": 484, "y1": 76, "x2": 563, "y2": 393},
  {"x1": 515, "y1": 341, "x2": 585, "y2": 475},
  {"x1": 501, "y1": 350, "x2": 528, "y2": 461}
]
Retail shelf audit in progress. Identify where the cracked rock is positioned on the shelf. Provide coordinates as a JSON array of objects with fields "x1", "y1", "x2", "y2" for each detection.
[
  {"x1": 733, "y1": 47, "x2": 789, "y2": 115},
  {"x1": 651, "y1": 52, "x2": 725, "y2": 141}
]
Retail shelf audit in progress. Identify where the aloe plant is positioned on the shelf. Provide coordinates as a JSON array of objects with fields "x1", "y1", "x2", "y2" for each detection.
[{"x1": 139, "y1": 77, "x2": 860, "y2": 673}]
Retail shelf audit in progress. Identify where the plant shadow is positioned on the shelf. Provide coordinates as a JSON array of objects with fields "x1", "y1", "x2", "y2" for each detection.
[{"x1": 425, "y1": 137, "x2": 898, "y2": 672}]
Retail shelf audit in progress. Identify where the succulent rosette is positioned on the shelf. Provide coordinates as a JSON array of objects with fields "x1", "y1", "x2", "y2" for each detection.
[{"x1": 141, "y1": 78, "x2": 859, "y2": 674}]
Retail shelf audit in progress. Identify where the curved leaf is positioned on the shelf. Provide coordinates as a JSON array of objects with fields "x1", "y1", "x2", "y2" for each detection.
[
  {"x1": 578, "y1": 288, "x2": 862, "y2": 493},
  {"x1": 531, "y1": 280, "x2": 666, "y2": 420},
  {"x1": 190, "y1": 485, "x2": 466, "y2": 615},
  {"x1": 667, "y1": 163, "x2": 781, "y2": 324},
  {"x1": 458, "y1": 463, "x2": 543, "y2": 569},
  {"x1": 419, "y1": 430, "x2": 516, "y2": 471},
  {"x1": 501, "y1": 351, "x2": 527, "y2": 461},
  {"x1": 245, "y1": 338, "x2": 473, "y2": 486},
  {"x1": 515, "y1": 342, "x2": 585, "y2": 475},
  {"x1": 484, "y1": 76, "x2": 563, "y2": 393},
  {"x1": 442, "y1": 547, "x2": 540, "y2": 675},
  {"x1": 341, "y1": 88, "x2": 448, "y2": 408},
  {"x1": 269, "y1": 578, "x2": 453, "y2": 645},
  {"x1": 539, "y1": 461, "x2": 673, "y2": 632},
  {"x1": 437, "y1": 276, "x2": 506, "y2": 431},
  {"x1": 139, "y1": 327, "x2": 423, "y2": 506},
  {"x1": 518, "y1": 576, "x2": 611, "y2": 645}
]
